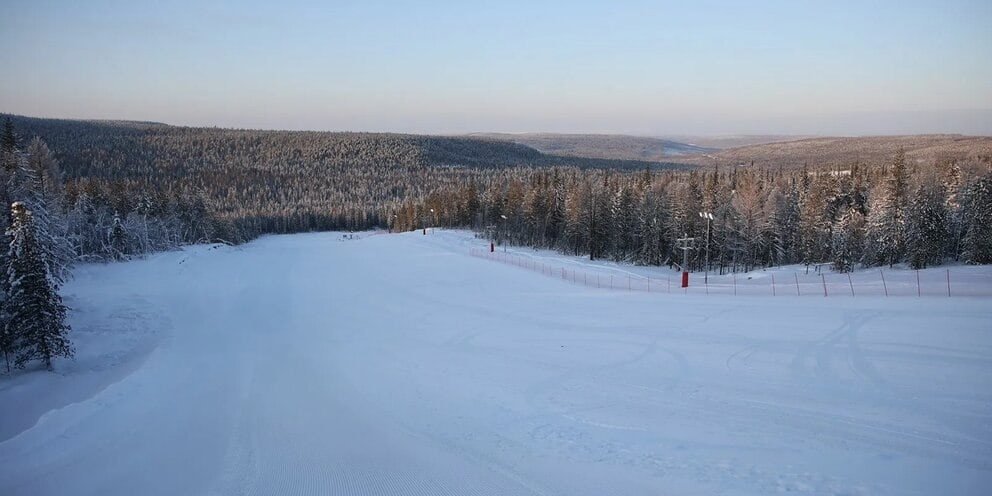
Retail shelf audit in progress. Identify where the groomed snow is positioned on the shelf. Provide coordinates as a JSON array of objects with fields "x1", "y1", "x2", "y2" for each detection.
[{"x1": 1, "y1": 230, "x2": 991, "y2": 495}]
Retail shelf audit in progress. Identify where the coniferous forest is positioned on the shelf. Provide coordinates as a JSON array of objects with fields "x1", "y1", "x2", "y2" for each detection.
[
  {"x1": 397, "y1": 151, "x2": 992, "y2": 273},
  {"x1": 1, "y1": 114, "x2": 991, "y2": 370}
]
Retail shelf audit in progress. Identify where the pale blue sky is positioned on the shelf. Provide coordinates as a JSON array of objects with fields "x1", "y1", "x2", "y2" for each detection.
[{"x1": 2, "y1": 0, "x2": 990, "y2": 135}]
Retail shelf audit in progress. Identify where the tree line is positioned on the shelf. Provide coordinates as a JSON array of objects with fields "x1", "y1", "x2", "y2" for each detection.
[{"x1": 395, "y1": 153, "x2": 992, "y2": 273}]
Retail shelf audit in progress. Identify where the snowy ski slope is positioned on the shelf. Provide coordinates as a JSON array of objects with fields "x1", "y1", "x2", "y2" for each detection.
[{"x1": 1, "y1": 230, "x2": 990, "y2": 495}]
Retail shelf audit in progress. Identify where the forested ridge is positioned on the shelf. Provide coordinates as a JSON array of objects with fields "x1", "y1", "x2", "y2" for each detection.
[{"x1": 5, "y1": 114, "x2": 673, "y2": 237}]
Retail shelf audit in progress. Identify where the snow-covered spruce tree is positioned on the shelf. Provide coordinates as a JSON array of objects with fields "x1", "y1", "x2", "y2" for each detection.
[
  {"x1": 5, "y1": 202, "x2": 73, "y2": 370},
  {"x1": 960, "y1": 175, "x2": 992, "y2": 264},
  {"x1": 863, "y1": 150, "x2": 909, "y2": 267},
  {"x1": 609, "y1": 185, "x2": 637, "y2": 262},
  {"x1": 589, "y1": 177, "x2": 612, "y2": 261},
  {"x1": 729, "y1": 178, "x2": 769, "y2": 272},
  {"x1": 636, "y1": 188, "x2": 669, "y2": 266},
  {"x1": 832, "y1": 207, "x2": 866, "y2": 273},
  {"x1": 943, "y1": 161, "x2": 964, "y2": 260},
  {"x1": 0, "y1": 119, "x2": 21, "y2": 367},
  {"x1": 19, "y1": 138, "x2": 73, "y2": 285},
  {"x1": 905, "y1": 180, "x2": 948, "y2": 269},
  {"x1": 798, "y1": 176, "x2": 832, "y2": 267}
]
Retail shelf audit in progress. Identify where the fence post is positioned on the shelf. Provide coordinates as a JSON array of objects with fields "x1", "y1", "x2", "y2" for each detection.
[
  {"x1": 947, "y1": 269, "x2": 951, "y2": 297},
  {"x1": 771, "y1": 273, "x2": 776, "y2": 296},
  {"x1": 795, "y1": 272, "x2": 801, "y2": 296},
  {"x1": 628, "y1": 275, "x2": 631, "y2": 291},
  {"x1": 597, "y1": 274, "x2": 600, "y2": 288},
  {"x1": 668, "y1": 275, "x2": 671, "y2": 293},
  {"x1": 611, "y1": 275, "x2": 614, "y2": 290},
  {"x1": 880, "y1": 269, "x2": 888, "y2": 297},
  {"x1": 647, "y1": 278, "x2": 651, "y2": 292},
  {"x1": 848, "y1": 273, "x2": 855, "y2": 297},
  {"x1": 916, "y1": 270, "x2": 921, "y2": 297},
  {"x1": 821, "y1": 273, "x2": 828, "y2": 297},
  {"x1": 733, "y1": 273, "x2": 737, "y2": 296}
]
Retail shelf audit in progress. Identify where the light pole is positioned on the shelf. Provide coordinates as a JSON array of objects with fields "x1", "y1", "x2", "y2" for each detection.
[
  {"x1": 676, "y1": 234, "x2": 695, "y2": 288},
  {"x1": 500, "y1": 214, "x2": 507, "y2": 252},
  {"x1": 699, "y1": 211, "x2": 713, "y2": 284}
]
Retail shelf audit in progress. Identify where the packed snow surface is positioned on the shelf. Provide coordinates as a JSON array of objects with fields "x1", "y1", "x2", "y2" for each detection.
[{"x1": 1, "y1": 230, "x2": 991, "y2": 495}]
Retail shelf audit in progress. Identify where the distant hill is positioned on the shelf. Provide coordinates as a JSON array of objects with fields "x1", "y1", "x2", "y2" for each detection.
[
  {"x1": 470, "y1": 133, "x2": 712, "y2": 162},
  {"x1": 3, "y1": 115, "x2": 677, "y2": 173},
  {"x1": 665, "y1": 134, "x2": 992, "y2": 169},
  {"x1": 658, "y1": 135, "x2": 817, "y2": 150}
]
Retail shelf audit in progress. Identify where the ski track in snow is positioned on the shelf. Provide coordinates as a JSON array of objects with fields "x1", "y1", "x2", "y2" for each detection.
[{"x1": 1, "y1": 229, "x2": 991, "y2": 495}]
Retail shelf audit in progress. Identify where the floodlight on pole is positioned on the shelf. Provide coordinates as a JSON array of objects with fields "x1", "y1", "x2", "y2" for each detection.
[
  {"x1": 500, "y1": 215, "x2": 508, "y2": 252},
  {"x1": 676, "y1": 234, "x2": 695, "y2": 288},
  {"x1": 699, "y1": 211, "x2": 713, "y2": 284}
]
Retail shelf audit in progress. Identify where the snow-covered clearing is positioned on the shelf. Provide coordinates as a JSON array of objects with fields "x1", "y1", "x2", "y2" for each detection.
[{"x1": 1, "y1": 230, "x2": 991, "y2": 495}]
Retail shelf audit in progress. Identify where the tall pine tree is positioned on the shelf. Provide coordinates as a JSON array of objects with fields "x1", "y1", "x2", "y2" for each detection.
[
  {"x1": 864, "y1": 150, "x2": 909, "y2": 267},
  {"x1": 961, "y1": 175, "x2": 992, "y2": 264},
  {"x1": 5, "y1": 202, "x2": 73, "y2": 370},
  {"x1": 905, "y1": 180, "x2": 948, "y2": 269}
]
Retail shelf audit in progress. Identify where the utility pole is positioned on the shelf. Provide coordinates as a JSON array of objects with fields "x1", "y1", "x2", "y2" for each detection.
[
  {"x1": 676, "y1": 234, "x2": 695, "y2": 288},
  {"x1": 699, "y1": 212, "x2": 713, "y2": 284}
]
